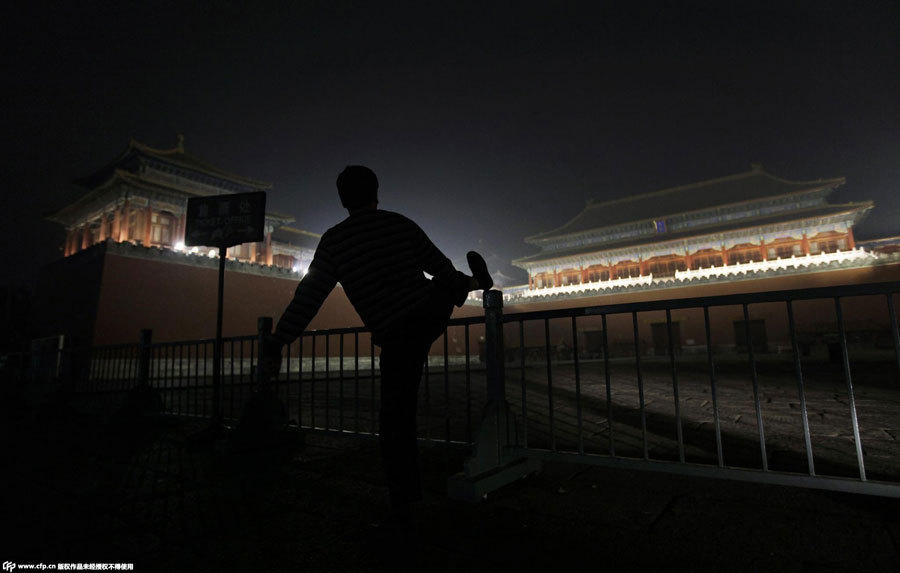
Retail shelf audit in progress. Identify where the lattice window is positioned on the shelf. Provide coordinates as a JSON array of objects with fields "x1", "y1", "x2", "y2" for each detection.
[
  {"x1": 586, "y1": 268, "x2": 609, "y2": 282},
  {"x1": 561, "y1": 271, "x2": 581, "y2": 286},
  {"x1": 810, "y1": 232, "x2": 849, "y2": 254},
  {"x1": 768, "y1": 244, "x2": 802, "y2": 259},
  {"x1": 150, "y1": 212, "x2": 174, "y2": 246},
  {"x1": 647, "y1": 258, "x2": 686, "y2": 278},
  {"x1": 616, "y1": 264, "x2": 641, "y2": 278},
  {"x1": 728, "y1": 249, "x2": 763, "y2": 265},
  {"x1": 690, "y1": 248, "x2": 724, "y2": 269},
  {"x1": 533, "y1": 272, "x2": 555, "y2": 288}
]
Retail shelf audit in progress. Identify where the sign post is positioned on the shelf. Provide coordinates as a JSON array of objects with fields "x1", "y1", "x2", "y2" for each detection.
[{"x1": 185, "y1": 191, "x2": 266, "y2": 435}]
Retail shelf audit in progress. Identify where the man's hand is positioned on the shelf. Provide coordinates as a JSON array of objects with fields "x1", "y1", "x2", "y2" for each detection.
[{"x1": 261, "y1": 335, "x2": 283, "y2": 380}]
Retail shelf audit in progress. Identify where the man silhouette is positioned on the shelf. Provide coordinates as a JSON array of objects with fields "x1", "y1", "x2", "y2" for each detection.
[{"x1": 264, "y1": 165, "x2": 492, "y2": 524}]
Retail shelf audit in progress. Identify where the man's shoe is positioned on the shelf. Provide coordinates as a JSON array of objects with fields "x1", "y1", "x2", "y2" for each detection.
[{"x1": 466, "y1": 251, "x2": 493, "y2": 291}]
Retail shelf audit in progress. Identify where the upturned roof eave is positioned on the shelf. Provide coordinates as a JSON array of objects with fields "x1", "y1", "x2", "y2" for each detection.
[
  {"x1": 46, "y1": 169, "x2": 301, "y2": 228},
  {"x1": 265, "y1": 211, "x2": 296, "y2": 224},
  {"x1": 278, "y1": 226, "x2": 323, "y2": 239},
  {"x1": 129, "y1": 139, "x2": 273, "y2": 190},
  {"x1": 857, "y1": 234, "x2": 900, "y2": 245},
  {"x1": 45, "y1": 172, "x2": 139, "y2": 226},
  {"x1": 75, "y1": 138, "x2": 273, "y2": 191}
]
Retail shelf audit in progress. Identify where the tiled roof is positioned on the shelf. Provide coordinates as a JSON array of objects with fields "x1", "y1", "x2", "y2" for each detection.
[
  {"x1": 76, "y1": 136, "x2": 272, "y2": 190},
  {"x1": 271, "y1": 226, "x2": 321, "y2": 249},
  {"x1": 513, "y1": 202, "x2": 871, "y2": 266},
  {"x1": 526, "y1": 166, "x2": 844, "y2": 243}
]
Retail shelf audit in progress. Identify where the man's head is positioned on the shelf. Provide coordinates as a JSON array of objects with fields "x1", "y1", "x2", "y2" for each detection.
[{"x1": 337, "y1": 165, "x2": 378, "y2": 210}]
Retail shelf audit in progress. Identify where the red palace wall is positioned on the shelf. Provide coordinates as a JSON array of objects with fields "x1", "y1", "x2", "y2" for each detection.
[
  {"x1": 91, "y1": 252, "x2": 485, "y2": 355},
  {"x1": 34, "y1": 244, "x2": 900, "y2": 360},
  {"x1": 93, "y1": 253, "x2": 357, "y2": 345}
]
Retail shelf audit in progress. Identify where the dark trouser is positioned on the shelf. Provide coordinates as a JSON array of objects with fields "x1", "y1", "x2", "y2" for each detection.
[{"x1": 376, "y1": 272, "x2": 469, "y2": 508}]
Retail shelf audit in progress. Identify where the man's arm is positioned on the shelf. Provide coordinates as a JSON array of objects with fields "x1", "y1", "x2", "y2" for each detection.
[
  {"x1": 272, "y1": 245, "x2": 338, "y2": 346},
  {"x1": 412, "y1": 221, "x2": 472, "y2": 306},
  {"x1": 415, "y1": 223, "x2": 456, "y2": 279}
]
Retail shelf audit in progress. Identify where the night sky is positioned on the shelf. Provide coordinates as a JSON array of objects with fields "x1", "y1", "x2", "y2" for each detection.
[{"x1": 3, "y1": 1, "x2": 898, "y2": 288}]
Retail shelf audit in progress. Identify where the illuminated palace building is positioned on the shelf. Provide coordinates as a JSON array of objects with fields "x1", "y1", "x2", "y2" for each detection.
[
  {"x1": 49, "y1": 135, "x2": 319, "y2": 272},
  {"x1": 39, "y1": 147, "x2": 900, "y2": 348},
  {"x1": 37, "y1": 136, "x2": 337, "y2": 346},
  {"x1": 510, "y1": 164, "x2": 900, "y2": 302}
]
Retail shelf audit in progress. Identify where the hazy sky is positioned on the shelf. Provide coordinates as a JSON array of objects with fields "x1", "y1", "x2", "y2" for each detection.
[{"x1": 3, "y1": 1, "x2": 898, "y2": 287}]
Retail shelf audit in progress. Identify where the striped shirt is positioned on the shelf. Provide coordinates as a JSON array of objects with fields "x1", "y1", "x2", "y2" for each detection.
[{"x1": 273, "y1": 209, "x2": 457, "y2": 344}]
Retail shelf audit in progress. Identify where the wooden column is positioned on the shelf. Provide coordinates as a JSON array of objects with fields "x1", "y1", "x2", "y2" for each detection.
[
  {"x1": 580, "y1": 265, "x2": 587, "y2": 284},
  {"x1": 847, "y1": 227, "x2": 856, "y2": 250},
  {"x1": 684, "y1": 250, "x2": 693, "y2": 270},
  {"x1": 265, "y1": 231, "x2": 273, "y2": 266},
  {"x1": 117, "y1": 206, "x2": 125, "y2": 242},
  {"x1": 112, "y1": 208, "x2": 122, "y2": 242},
  {"x1": 81, "y1": 225, "x2": 91, "y2": 250},
  {"x1": 120, "y1": 201, "x2": 130, "y2": 242},
  {"x1": 639, "y1": 258, "x2": 647, "y2": 276},
  {"x1": 249, "y1": 242, "x2": 257, "y2": 263},
  {"x1": 609, "y1": 262, "x2": 617, "y2": 280},
  {"x1": 801, "y1": 233, "x2": 810, "y2": 255},
  {"x1": 760, "y1": 238, "x2": 768, "y2": 260},
  {"x1": 143, "y1": 204, "x2": 153, "y2": 245},
  {"x1": 721, "y1": 245, "x2": 728, "y2": 265},
  {"x1": 64, "y1": 230, "x2": 73, "y2": 256},
  {"x1": 98, "y1": 215, "x2": 107, "y2": 242}
]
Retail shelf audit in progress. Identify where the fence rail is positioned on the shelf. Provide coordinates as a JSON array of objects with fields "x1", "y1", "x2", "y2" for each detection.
[{"x1": 4, "y1": 280, "x2": 900, "y2": 497}]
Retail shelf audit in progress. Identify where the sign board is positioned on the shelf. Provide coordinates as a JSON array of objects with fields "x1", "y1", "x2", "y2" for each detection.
[{"x1": 185, "y1": 191, "x2": 267, "y2": 248}]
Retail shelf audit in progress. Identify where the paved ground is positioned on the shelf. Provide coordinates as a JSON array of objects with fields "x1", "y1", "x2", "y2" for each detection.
[{"x1": 3, "y1": 391, "x2": 900, "y2": 573}]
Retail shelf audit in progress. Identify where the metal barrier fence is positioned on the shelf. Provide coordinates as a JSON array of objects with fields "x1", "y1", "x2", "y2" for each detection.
[
  {"x1": 1, "y1": 320, "x2": 490, "y2": 446},
  {"x1": 3, "y1": 280, "x2": 899, "y2": 497},
  {"x1": 498, "y1": 281, "x2": 900, "y2": 497}
]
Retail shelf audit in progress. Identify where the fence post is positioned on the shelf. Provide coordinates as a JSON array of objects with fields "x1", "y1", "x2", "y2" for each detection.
[
  {"x1": 234, "y1": 316, "x2": 289, "y2": 445},
  {"x1": 448, "y1": 289, "x2": 540, "y2": 502},
  {"x1": 138, "y1": 329, "x2": 152, "y2": 388},
  {"x1": 257, "y1": 317, "x2": 273, "y2": 392},
  {"x1": 484, "y1": 290, "x2": 506, "y2": 403},
  {"x1": 121, "y1": 328, "x2": 162, "y2": 417}
]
